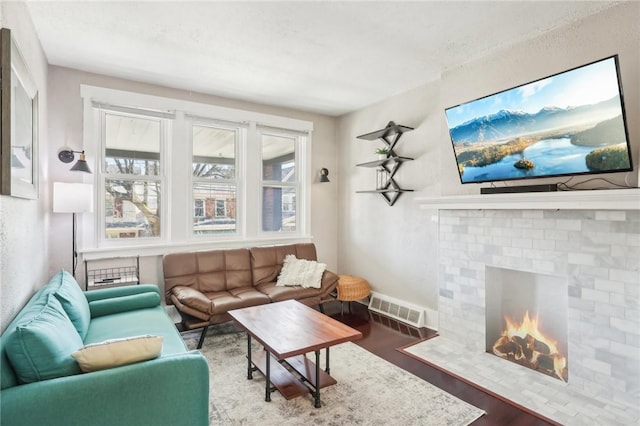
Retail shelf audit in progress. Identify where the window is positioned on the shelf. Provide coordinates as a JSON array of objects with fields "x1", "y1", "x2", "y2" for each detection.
[
  {"x1": 194, "y1": 199, "x2": 204, "y2": 218},
  {"x1": 191, "y1": 122, "x2": 238, "y2": 236},
  {"x1": 83, "y1": 85, "x2": 313, "y2": 253},
  {"x1": 261, "y1": 130, "x2": 297, "y2": 232},
  {"x1": 101, "y1": 111, "x2": 165, "y2": 240},
  {"x1": 215, "y1": 200, "x2": 226, "y2": 217}
]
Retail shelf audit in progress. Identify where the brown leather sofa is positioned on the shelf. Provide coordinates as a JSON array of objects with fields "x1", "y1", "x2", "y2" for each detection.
[{"x1": 163, "y1": 243, "x2": 338, "y2": 347}]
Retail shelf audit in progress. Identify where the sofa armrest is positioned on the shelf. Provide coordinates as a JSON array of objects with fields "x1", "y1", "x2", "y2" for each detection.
[
  {"x1": 89, "y1": 291, "x2": 161, "y2": 318},
  {"x1": 0, "y1": 351, "x2": 209, "y2": 426},
  {"x1": 84, "y1": 284, "x2": 160, "y2": 303},
  {"x1": 171, "y1": 285, "x2": 213, "y2": 315},
  {"x1": 320, "y1": 269, "x2": 339, "y2": 298}
]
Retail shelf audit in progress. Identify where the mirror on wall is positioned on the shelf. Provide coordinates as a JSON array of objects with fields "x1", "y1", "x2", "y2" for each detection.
[{"x1": 1, "y1": 27, "x2": 39, "y2": 199}]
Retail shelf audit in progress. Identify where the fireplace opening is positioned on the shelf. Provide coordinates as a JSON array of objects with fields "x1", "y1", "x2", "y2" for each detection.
[{"x1": 485, "y1": 267, "x2": 568, "y2": 382}]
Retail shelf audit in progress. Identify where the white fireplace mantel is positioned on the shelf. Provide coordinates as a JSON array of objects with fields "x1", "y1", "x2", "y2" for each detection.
[{"x1": 415, "y1": 188, "x2": 640, "y2": 211}]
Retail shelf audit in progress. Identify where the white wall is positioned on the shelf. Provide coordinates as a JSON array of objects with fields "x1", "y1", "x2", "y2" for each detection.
[
  {"x1": 0, "y1": 2, "x2": 50, "y2": 331},
  {"x1": 47, "y1": 66, "x2": 339, "y2": 291},
  {"x1": 337, "y1": 81, "x2": 442, "y2": 318},
  {"x1": 337, "y1": 2, "x2": 639, "y2": 321}
]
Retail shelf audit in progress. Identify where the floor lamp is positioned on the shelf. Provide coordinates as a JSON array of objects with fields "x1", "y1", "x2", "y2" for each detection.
[{"x1": 53, "y1": 182, "x2": 93, "y2": 278}]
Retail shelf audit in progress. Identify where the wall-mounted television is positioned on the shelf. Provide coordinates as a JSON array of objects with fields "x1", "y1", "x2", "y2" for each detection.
[{"x1": 445, "y1": 55, "x2": 633, "y2": 185}]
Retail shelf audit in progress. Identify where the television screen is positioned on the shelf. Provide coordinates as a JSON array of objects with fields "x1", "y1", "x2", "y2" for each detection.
[{"x1": 445, "y1": 56, "x2": 633, "y2": 184}]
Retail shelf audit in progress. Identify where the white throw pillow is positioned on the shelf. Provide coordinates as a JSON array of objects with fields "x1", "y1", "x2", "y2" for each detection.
[
  {"x1": 72, "y1": 335, "x2": 163, "y2": 373},
  {"x1": 277, "y1": 254, "x2": 326, "y2": 289}
]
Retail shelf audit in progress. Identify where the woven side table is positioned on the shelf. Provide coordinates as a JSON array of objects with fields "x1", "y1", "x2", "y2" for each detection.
[{"x1": 337, "y1": 275, "x2": 371, "y2": 315}]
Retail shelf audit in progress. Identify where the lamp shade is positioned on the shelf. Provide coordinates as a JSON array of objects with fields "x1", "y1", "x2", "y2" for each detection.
[
  {"x1": 70, "y1": 152, "x2": 92, "y2": 173},
  {"x1": 53, "y1": 182, "x2": 94, "y2": 213}
]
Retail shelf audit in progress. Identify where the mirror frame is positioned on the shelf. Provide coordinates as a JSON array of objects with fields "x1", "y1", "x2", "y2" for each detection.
[{"x1": 1, "y1": 27, "x2": 39, "y2": 199}]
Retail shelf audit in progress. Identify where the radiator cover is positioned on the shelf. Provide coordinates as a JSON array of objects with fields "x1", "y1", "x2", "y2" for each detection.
[{"x1": 368, "y1": 292, "x2": 426, "y2": 327}]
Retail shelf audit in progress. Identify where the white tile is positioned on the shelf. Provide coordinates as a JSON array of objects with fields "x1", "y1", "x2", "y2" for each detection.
[{"x1": 611, "y1": 317, "x2": 640, "y2": 334}]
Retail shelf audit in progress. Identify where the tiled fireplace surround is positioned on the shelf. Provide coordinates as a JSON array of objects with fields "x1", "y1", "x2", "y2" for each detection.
[{"x1": 416, "y1": 190, "x2": 640, "y2": 425}]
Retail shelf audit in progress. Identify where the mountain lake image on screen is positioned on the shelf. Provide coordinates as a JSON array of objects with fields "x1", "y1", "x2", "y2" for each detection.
[{"x1": 445, "y1": 55, "x2": 633, "y2": 184}]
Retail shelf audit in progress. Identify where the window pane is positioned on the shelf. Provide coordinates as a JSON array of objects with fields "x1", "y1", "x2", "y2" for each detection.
[
  {"x1": 105, "y1": 113, "x2": 160, "y2": 176},
  {"x1": 193, "y1": 125, "x2": 236, "y2": 180},
  {"x1": 193, "y1": 183, "x2": 236, "y2": 235},
  {"x1": 105, "y1": 179, "x2": 160, "y2": 239},
  {"x1": 262, "y1": 134, "x2": 295, "y2": 182},
  {"x1": 262, "y1": 186, "x2": 296, "y2": 232}
]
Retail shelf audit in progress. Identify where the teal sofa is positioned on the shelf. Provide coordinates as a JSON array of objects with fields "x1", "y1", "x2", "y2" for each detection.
[{"x1": 0, "y1": 270, "x2": 209, "y2": 426}]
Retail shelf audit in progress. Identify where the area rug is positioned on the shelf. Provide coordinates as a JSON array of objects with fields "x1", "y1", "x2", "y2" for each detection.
[{"x1": 184, "y1": 326, "x2": 485, "y2": 425}]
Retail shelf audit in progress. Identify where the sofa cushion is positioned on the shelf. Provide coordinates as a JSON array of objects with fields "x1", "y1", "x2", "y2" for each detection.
[
  {"x1": 277, "y1": 254, "x2": 326, "y2": 288},
  {"x1": 49, "y1": 270, "x2": 91, "y2": 339},
  {"x1": 162, "y1": 249, "x2": 253, "y2": 304},
  {"x1": 256, "y1": 282, "x2": 322, "y2": 303},
  {"x1": 84, "y1": 305, "x2": 189, "y2": 356},
  {"x1": 5, "y1": 294, "x2": 83, "y2": 384},
  {"x1": 197, "y1": 249, "x2": 253, "y2": 291},
  {"x1": 72, "y1": 335, "x2": 163, "y2": 372},
  {"x1": 207, "y1": 287, "x2": 271, "y2": 315}
]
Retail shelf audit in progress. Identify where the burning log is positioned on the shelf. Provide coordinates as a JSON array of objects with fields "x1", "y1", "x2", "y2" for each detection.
[
  {"x1": 536, "y1": 354, "x2": 555, "y2": 372},
  {"x1": 532, "y1": 337, "x2": 551, "y2": 355},
  {"x1": 493, "y1": 335, "x2": 517, "y2": 358},
  {"x1": 491, "y1": 311, "x2": 568, "y2": 382}
]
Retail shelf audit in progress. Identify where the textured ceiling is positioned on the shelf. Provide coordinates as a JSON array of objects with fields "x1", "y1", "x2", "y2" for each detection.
[{"x1": 26, "y1": 1, "x2": 618, "y2": 116}]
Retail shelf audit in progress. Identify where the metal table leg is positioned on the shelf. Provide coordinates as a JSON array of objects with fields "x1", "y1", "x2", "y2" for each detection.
[
  {"x1": 247, "y1": 334, "x2": 253, "y2": 380},
  {"x1": 314, "y1": 350, "x2": 321, "y2": 408},
  {"x1": 265, "y1": 351, "x2": 271, "y2": 402},
  {"x1": 325, "y1": 347, "x2": 330, "y2": 374}
]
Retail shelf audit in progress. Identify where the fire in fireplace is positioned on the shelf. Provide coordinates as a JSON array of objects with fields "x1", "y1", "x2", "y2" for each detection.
[
  {"x1": 485, "y1": 266, "x2": 568, "y2": 382},
  {"x1": 492, "y1": 310, "x2": 568, "y2": 381}
]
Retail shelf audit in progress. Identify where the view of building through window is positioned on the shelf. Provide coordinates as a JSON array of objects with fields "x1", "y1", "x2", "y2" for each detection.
[{"x1": 192, "y1": 123, "x2": 237, "y2": 235}]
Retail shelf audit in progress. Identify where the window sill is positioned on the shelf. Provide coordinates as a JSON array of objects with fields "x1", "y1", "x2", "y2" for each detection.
[{"x1": 80, "y1": 235, "x2": 313, "y2": 260}]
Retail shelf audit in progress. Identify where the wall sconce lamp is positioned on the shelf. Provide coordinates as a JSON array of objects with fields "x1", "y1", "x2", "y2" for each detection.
[
  {"x1": 319, "y1": 167, "x2": 330, "y2": 183},
  {"x1": 58, "y1": 147, "x2": 92, "y2": 173}
]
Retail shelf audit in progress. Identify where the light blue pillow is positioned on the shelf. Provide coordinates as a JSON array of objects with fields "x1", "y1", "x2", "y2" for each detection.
[
  {"x1": 49, "y1": 270, "x2": 91, "y2": 339},
  {"x1": 5, "y1": 295, "x2": 83, "y2": 384}
]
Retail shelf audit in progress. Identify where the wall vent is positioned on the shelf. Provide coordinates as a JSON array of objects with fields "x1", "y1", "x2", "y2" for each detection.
[{"x1": 368, "y1": 292, "x2": 426, "y2": 328}]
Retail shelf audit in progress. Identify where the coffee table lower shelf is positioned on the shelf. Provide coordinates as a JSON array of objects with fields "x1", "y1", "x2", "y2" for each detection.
[{"x1": 251, "y1": 351, "x2": 337, "y2": 400}]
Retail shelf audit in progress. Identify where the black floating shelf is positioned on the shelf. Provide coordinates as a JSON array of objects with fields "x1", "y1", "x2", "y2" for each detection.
[
  {"x1": 356, "y1": 156, "x2": 414, "y2": 168},
  {"x1": 356, "y1": 122, "x2": 414, "y2": 141},
  {"x1": 356, "y1": 189, "x2": 414, "y2": 194},
  {"x1": 355, "y1": 121, "x2": 415, "y2": 206}
]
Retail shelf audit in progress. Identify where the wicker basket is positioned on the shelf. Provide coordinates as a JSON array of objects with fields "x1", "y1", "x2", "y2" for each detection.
[{"x1": 337, "y1": 275, "x2": 371, "y2": 301}]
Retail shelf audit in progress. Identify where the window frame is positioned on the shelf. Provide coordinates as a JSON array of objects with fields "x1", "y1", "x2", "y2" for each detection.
[
  {"x1": 97, "y1": 107, "x2": 170, "y2": 246},
  {"x1": 80, "y1": 85, "x2": 313, "y2": 258},
  {"x1": 188, "y1": 117, "x2": 244, "y2": 240},
  {"x1": 258, "y1": 126, "x2": 304, "y2": 235}
]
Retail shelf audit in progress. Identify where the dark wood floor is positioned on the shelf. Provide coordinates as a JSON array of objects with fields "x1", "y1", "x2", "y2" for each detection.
[{"x1": 323, "y1": 301, "x2": 557, "y2": 426}]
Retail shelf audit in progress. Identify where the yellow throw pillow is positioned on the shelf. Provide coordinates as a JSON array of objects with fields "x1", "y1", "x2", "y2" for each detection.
[{"x1": 72, "y1": 335, "x2": 163, "y2": 373}]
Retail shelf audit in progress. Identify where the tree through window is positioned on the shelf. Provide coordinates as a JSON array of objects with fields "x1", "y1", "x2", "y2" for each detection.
[{"x1": 103, "y1": 112, "x2": 163, "y2": 239}]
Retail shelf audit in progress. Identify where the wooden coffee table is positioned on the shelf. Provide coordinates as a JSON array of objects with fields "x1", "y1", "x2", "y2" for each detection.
[{"x1": 229, "y1": 300, "x2": 362, "y2": 408}]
